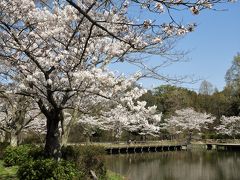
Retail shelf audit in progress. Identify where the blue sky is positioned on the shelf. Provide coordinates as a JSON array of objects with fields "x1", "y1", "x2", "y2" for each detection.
[
  {"x1": 111, "y1": 1, "x2": 240, "y2": 92},
  {"x1": 169, "y1": 1, "x2": 240, "y2": 92}
]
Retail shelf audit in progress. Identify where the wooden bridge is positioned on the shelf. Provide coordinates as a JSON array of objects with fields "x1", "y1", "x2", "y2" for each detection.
[
  {"x1": 206, "y1": 143, "x2": 240, "y2": 151},
  {"x1": 93, "y1": 141, "x2": 186, "y2": 154},
  {"x1": 72, "y1": 140, "x2": 240, "y2": 154}
]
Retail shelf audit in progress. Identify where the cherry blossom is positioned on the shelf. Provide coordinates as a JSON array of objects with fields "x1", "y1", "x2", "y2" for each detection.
[
  {"x1": 0, "y1": 93, "x2": 43, "y2": 146},
  {"x1": 0, "y1": 0, "x2": 231, "y2": 157},
  {"x1": 215, "y1": 116, "x2": 240, "y2": 137},
  {"x1": 164, "y1": 108, "x2": 215, "y2": 142}
]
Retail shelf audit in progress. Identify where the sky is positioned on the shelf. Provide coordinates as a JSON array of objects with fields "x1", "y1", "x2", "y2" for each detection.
[
  {"x1": 163, "y1": 1, "x2": 240, "y2": 92},
  {"x1": 110, "y1": 1, "x2": 240, "y2": 92}
]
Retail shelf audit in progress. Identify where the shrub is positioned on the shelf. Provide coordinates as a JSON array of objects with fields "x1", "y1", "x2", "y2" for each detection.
[
  {"x1": 3, "y1": 144, "x2": 42, "y2": 166},
  {"x1": 3, "y1": 145, "x2": 31, "y2": 166},
  {"x1": 61, "y1": 145, "x2": 107, "y2": 179},
  {"x1": 61, "y1": 145, "x2": 79, "y2": 162},
  {"x1": 28, "y1": 145, "x2": 45, "y2": 160},
  {"x1": 17, "y1": 159, "x2": 80, "y2": 180},
  {"x1": 0, "y1": 142, "x2": 9, "y2": 160}
]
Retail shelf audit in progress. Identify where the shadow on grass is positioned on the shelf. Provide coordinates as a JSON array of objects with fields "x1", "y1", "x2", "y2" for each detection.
[
  {"x1": 0, "y1": 174, "x2": 18, "y2": 180},
  {"x1": 0, "y1": 160, "x2": 18, "y2": 180},
  {"x1": 107, "y1": 170, "x2": 126, "y2": 180}
]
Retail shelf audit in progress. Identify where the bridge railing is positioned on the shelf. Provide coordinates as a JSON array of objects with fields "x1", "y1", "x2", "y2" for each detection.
[
  {"x1": 204, "y1": 139, "x2": 240, "y2": 144},
  {"x1": 78, "y1": 140, "x2": 186, "y2": 148}
]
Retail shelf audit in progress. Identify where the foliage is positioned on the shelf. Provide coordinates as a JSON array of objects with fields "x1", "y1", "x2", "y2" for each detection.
[
  {"x1": 223, "y1": 54, "x2": 240, "y2": 116},
  {"x1": 225, "y1": 53, "x2": 240, "y2": 91},
  {"x1": 2, "y1": 145, "x2": 107, "y2": 179},
  {"x1": 61, "y1": 145, "x2": 107, "y2": 179},
  {"x1": 215, "y1": 116, "x2": 240, "y2": 137},
  {"x1": 0, "y1": 160, "x2": 18, "y2": 180},
  {"x1": 61, "y1": 146, "x2": 79, "y2": 162},
  {"x1": 164, "y1": 108, "x2": 215, "y2": 140},
  {"x1": 17, "y1": 159, "x2": 79, "y2": 180},
  {"x1": 0, "y1": 0, "x2": 232, "y2": 157},
  {"x1": 0, "y1": 142, "x2": 9, "y2": 159},
  {"x1": 202, "y1": 132, "x2": 230, "y2": 139},
  {"x1": 3, "y1": 144, "x2": 42, "y2": 166},
  {"x1": 107, "y1": 170, "x2": 125, "y2": 180},
  {"x1": 3, "y1": 145, "x2": 31, "y2": 166},
  {"x1": 152, "y1": 85, "x2": 198, "y2": 116},
  {"x1": 0, "y1": 94, "x2": 45, "y2": 146},
  {"x1": 28, "y1": 145, "x2": 45, "y2": 160}
]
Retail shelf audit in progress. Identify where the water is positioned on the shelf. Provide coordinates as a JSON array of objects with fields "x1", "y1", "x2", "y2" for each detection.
[{"x1": 105, "y1": 151, "x2": 240, "y2": 180}]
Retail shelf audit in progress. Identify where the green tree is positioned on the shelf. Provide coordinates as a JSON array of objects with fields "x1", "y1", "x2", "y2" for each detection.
[
  {"x1": 225, "y1": 53, "x2": 240, "y2": 92},
  {"x1": 152, "y1": 85, "x2": 197, "y2": 116},
  {"x1": 224, "y1": 54, "x2": 240, "y2": 116}
]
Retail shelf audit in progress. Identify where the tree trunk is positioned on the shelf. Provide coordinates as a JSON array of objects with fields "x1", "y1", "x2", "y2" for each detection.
[
  {"x1": 10, "y1": 132, "x2": 18, "y2": 147},
  {"x1": 187, "y1": 131, "x2": 192, "y2": 145},
  {"x1": 17, "y1": 133, "x2": 22, "y2": 145},
  {"x1": 0, "y1": 131, "x2": 5, "y2": 143},
  {"x1": 86, "y1": 135, "x2": 91, "y2": 145},
  {"x1": 61, "y1": 109, "x2": 78, "y2": 146},
  {"x1": 44, "y1": 111, "x2": 61, "y2": 159},
  {"x1": 4, "y1": 132, "x2": 10, "y2": 143},
  {"x1": 61, "y1": 132, "x2": 69, "y2": 147}
]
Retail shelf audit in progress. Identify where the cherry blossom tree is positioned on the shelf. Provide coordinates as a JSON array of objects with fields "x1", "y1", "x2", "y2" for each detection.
[
  {"x1": 215, "y1": 116, "x2": 240, "y2": 138},
  {"x1": 0, "y1": 93, "x2": 43, "y2": 146},
  {"x1": 61, "y1": 89, "x2": 162, "y2": 144},
  {"x1": 0, "y1": 0, "x2": 231, "y2": 158},
  {"x1": 25, "y1": 114, "x2": 47, "y2": 143},
  {"x1": 79, "y1": 103, "x2": 162, "y2": 137},
  {"x1": 164, "y1": 108, "x2": 215, "y2": 143}
]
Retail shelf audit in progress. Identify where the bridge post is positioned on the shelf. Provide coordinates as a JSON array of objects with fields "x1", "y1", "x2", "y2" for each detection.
[
  {"x1": 206, "y1": 144, "x2": 212, "y2": 150},
  {"x1": 212, "y1": 145, "x2": 216, "y2": 150}
]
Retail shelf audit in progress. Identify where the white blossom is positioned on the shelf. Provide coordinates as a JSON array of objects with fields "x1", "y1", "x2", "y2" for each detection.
[
  {"x1": 155, "y1": 2, "x2": 165, "y2": 13},
  {"x1": 47, "y1": 79, "x2": 53, "y2": 86},
  {"x1": 215, "y1": 116, "x2": 240, "y2": 137},
  {"x1": 164, "y1": 108, "x2": 215, "y2": 135},
  {"x1": 0, "y1": 0, "x2": 231, "y2": 147},
  {"x1": 190, "y1": 6, "x2": 200, "y2": 15}
]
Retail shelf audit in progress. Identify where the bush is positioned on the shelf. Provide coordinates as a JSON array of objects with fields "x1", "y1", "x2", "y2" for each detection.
[
  {"x1": 61, "y1": 145, "x2": 107, "y2": 179},
  {"x1": 61, "y1": 145, "x2": 79, "y2": 162},
  {"x1": 0, "y1": 142, "x2": 9, "y2": 160},
  {"x1": 203, "y1": 132, "x2": 230, "y2": 140},
  {"x1": 17, "y1": 159, "x2": 80, "y2": 180},
  {"x1": 4, "y1": 144, "x2": 107, "y2": 179},
  {"x1": 28, "y1": 145, "x2": 45, "y2": 160},
  {"x1": 3, "y1": 144, "x2": 42, "y2": 166}
]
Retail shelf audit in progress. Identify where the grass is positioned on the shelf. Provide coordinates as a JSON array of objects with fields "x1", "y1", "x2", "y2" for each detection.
[
  {"x1": 0, "y1": 160, "x2": 124, "y2": 180},
  {"x1": 107, "y1": 170, "x2": 125, "y2": 180},
  {"x1": 0, "y1": 160, "x2": 18, "y2": 180}
]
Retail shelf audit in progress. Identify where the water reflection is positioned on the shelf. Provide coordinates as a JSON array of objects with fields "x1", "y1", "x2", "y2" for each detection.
[{"x1": 105, "y1": 151, "x2": 240, "y2": 180}]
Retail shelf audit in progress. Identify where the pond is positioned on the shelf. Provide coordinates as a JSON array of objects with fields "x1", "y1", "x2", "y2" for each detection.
[{"x1": 104, "y1": 150, "x2": 240, "y2": 180}]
